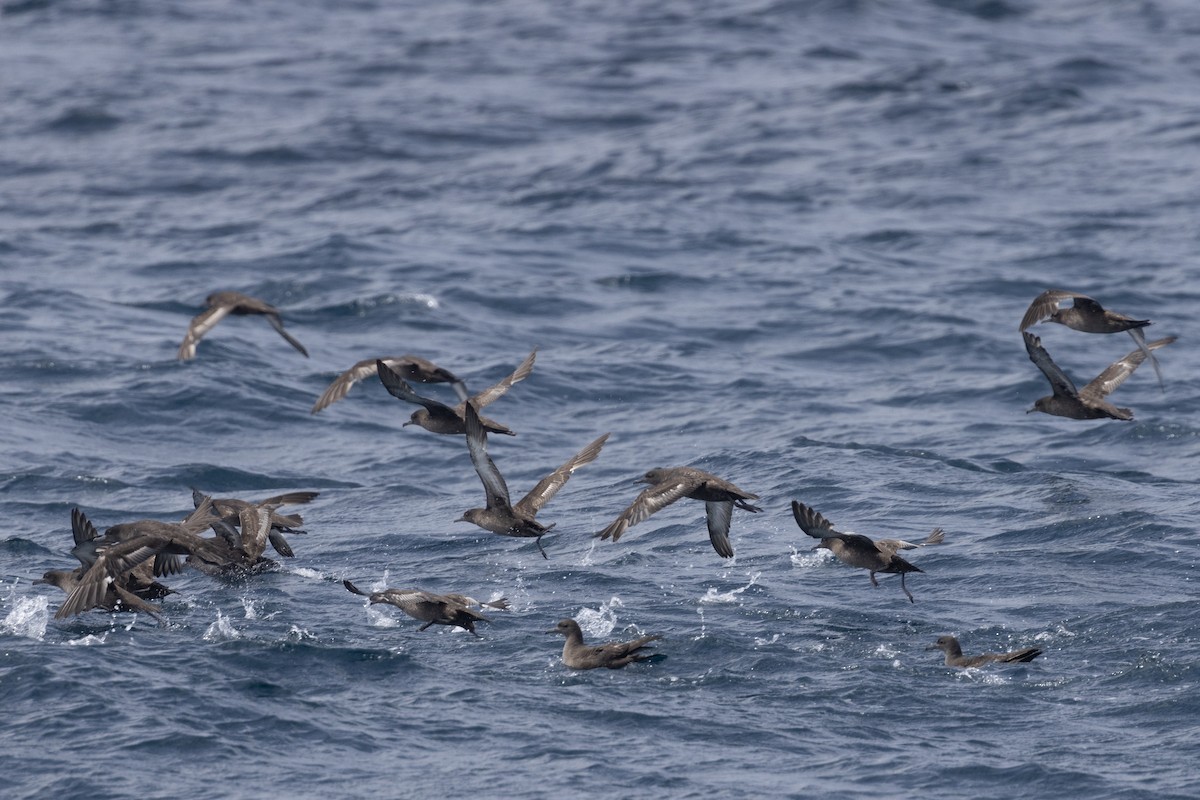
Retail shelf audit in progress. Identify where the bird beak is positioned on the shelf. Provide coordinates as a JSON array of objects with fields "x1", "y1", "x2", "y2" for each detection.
[
  {"x1": 1025, "y1": 406, "x2": 1036, "y2": 414},
  {"x1": 924, "y1": 644, "x2": 939, "y2": 650},
  {"x1": 545, "y1": 628, "x2": 560, "y2": 635},
  {"x1": 32, "y1": 578, "x2": 46, "y2": 585},
  {"x1": 454, "y1": 514, "x2": 469, "y2": 523},
  {"x1": 402, "y1": 421, "x2": 414, "y2": 427}
]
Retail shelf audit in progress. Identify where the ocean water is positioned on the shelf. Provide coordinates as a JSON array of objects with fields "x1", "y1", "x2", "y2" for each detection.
[{"x1": 2, "y1": 1, "x2": 1199, "y2": 797}]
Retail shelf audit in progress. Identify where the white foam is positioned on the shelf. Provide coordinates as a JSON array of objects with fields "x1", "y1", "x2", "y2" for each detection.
[
  {"x1": 202, "y1": 610, "x2": 241, "y2": 642},
  {"x1": 67, "y1": 632, "x2": 108, "y2": 646},
  {"x1": 699, "y1": 571, "x2": 760, "y2": 604},
  {"x1": 2, "y1": 594, "x2": 49, "y2": 641}
]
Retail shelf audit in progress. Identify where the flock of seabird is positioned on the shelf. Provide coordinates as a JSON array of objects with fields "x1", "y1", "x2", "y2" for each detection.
[{"x1": 29, "y1": 288, "x2": 1172, "y2": 670}]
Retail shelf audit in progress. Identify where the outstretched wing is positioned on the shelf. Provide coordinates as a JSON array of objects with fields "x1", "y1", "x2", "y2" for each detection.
[
  {"x1": 177, "y1": 304, "x2": 232, "y2": 360},
  {"x1": 1018, "y1": 289, "x2": 1088, "y2": 331},
  {"x1": 516, "y1": 433, "x2": 609, "y2": 515},
  {"x1": 1080, "y1": 336, "x2": 1175, "y2": 403},
  {"x1": 469, "y1": 348, "x2": 537, "y2": 409},
  {"x1": 376, "y1": 361, "x2": 458, "y2": 416},
  {"x1": 597, "y1": 479, "x2": 691, "y2": 542},
  {"x1": 464, "y1": 401, "x2": 512, "y2": 511},
  {"x1": 1022, "y1": 332, "x2": 1078, "y2": 398}
]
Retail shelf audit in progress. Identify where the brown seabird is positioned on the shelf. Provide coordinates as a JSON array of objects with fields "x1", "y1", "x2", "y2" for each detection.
[
  {"x1": 459, "y1": 400, "x2": 609, "y2": 559},
  {"x1": 596, "y1": 466, "x2": 762, "y2": 558},
  {"x1": 343, "y1": 579, "x2": 507, "y2": 635},
  {"x1": 192, "y1": 489, "x2": 318, "y2": 559},
  {"x1": 548, "y1": 618, "x2": 662, "y2": 670},
  {"x1": 1023, "y1": 331, "x2": 1175, "y2": 420},
  {"x1": 1020, "y1": 289, "x2": 1164, "y2": 389},
  {"x1": 791, "y1": 500, "x2": 940, "y2": 603},
  {"x1": 177, "y1": 290, "x2": 308, "y2": 360},
  {"x1": 927, "y1": 635, "x2": 1042, "y2": 668},
  {"x1": 312, "y1": 355, "x2": 468, "y2": 414},
  {"x1": 376, "y1": 348, "x2": 536, "y2": 435}
]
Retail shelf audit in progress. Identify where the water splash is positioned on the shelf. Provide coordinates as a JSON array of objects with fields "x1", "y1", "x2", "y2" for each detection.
[
  {"x1": 203, "y1": 610, "x2": 241, "y2": 642},
  {"x1": 699, "y1": 571, "x2": 760, "y2": 604},
  {"x1": 2, "y1": 594, "x2": 49, "y2": 641},
  {"x1": 575, "y1": 597, "x2": 623, "y2": 639},
  {"x1": 789, "y1": 547, "x2": 831, "y2": 569}
]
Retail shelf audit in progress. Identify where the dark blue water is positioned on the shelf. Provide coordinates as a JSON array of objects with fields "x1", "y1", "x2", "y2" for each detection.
[{"x1": 3, "y1": 1, "x2": 1199, "y2": 797}]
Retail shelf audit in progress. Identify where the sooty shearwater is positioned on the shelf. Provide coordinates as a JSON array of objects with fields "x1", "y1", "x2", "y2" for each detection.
[
  {"x1": 312, "y1": 355, "x2": 468, "y2": 414},
  {"x1": 1020, "y1": 289, "x2": 1164, "y2": 389},
  {"x1": 1023, "y1": 331, "x2": 1175, "y2": 421},
  {"x1": 927, "y1": 635, "x2": 1042, "y2": 668},
  {"x1": 343, "y1": 579, "x2": 508, "y2": 635},
  {"x1": 548, "y1": 618, "x2": 662, "y2": 670},
  {"x1": 376, "y1": 348, "x2": 536, "y2": 435},
  {"x1": 791, "y1": 500, "x2": 940, "y2": 603},
  {"x1": 177, "y1": 291, "x2": 309, "y2": 361},
  {"x1": 193, "y1": 489, "x2": 318, "y2": 559},
  {"x1": 596, "y1": 467, "x2": 762, "y2": 558},
  {"x1": 459, "y1": 401, "x2": 609, "y2": 559}
]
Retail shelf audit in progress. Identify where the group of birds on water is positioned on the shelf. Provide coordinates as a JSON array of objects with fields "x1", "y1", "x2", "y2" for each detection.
[{"x1": 30, "y1": 287, "x2": 1171, "y2": 670}]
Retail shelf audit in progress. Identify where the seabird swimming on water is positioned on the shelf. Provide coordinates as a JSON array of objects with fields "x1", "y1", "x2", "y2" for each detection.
[
  {"x1": 597, "y1": 466, "x2": 761, "y2": 558},
  {"x1": 458, "y1": 400, "x2": 609, "y2": 559},
  {"x1": 177, "y1": 291, "x2": 308, "y2": 360},
  {"x1": 791, "y1": 500, "x2": 939, "y2": 603},
  {"x1": 927, "y1": 634, "x2": 1042, "y2": 668},
  {"x1": 376, "y1": 348, "x2": 536, "y2": 435},
  {"x1": 1023, "y1": 331, "x2": 1175, "y2": 420},
  {"x1": 547, "y1": 618, "x2": 662, "y2": 670}
]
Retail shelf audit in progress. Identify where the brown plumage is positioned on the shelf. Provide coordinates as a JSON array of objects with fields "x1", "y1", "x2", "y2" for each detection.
[
  {"x1": 597, "y1": 466, "x2": 761, "y2": 558},
  {"x1": 312, "y1": 355, "x2": 467, "y2": 414},
  {"x1": 927, "y1": 635, "x2": 1042, "y2": 668},
  {"x1": 177, "y1": 291, "x2": 308, "y2": 360},
  {"x1": 1024, "y1": 331, "x2": 1175, "y2": 420},
  {"x1": 791, "y1": 500, "x2": 940, "y2": 603},
  {"x1": 548, "y1": 618, "x2": 662, "y2": 670},
  {"x1": 1019, "y1": 289, "x2": 1164, "y2": 389},
  {"x1": 343, "y1": 579, "x2": 506, "y2": 635},
  {"x1": 459, "y1": 401, "x2": 609, "y2": 559},
  {"x1": 376, "y1": 349, "x2": 536, "y2": 435}
]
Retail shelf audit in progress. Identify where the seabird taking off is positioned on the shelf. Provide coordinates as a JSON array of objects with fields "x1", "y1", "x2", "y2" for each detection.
[
  {"x1": 177, "y1": 291, "x2": 309, "y2": 360},
  {"x1": 1023, "y1": 331, "x2": 1175, "y2": 420},
  {"x1": 597, "y1": 467, "x2": 761, "y2": 558},
  {"x1": 791, "y1": 500, "x2": 940, "y2": 603},
  {"x1": 547, "y1": 618, "x2": 662, "y2": 670},
  {"x1": 343, "y1": 579, "x2": 507, "y2": 635}
]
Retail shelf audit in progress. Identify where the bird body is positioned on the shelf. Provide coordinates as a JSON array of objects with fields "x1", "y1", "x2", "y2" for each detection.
[
  {"x1": 177, "y1": 291, "x2": 308, "y2": 360},
  {"x1": 548, "y1": 618, "x2": 661, "y2": 670},
  {"x1": 377, "y1": 349, "x2": 536, "y2": 435},
  {"x1": 927, "y1": 635, "x2": 1042, "y2": 668},
  {"x1": 343, "y1": 579, "x2": 505, "y2": 635},
  {"x1": 1023, "y1": 331, "x2": 1175, "y2": 420},
  {"x1": 791, "y1": 500, "x2": 939, "y2": 603},
  {"x1": 597, "y1": 466, "x2": 761, "y2": 558},
  {"x1": 459, "y1": 400, "x2": 608, "y2": 558},
  {"x1": 312, "y1": 355, "x2": 467, "y2": 413}
]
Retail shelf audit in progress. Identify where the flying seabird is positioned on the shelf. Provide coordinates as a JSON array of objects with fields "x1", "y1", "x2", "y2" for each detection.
[
  {"x1": 459, "y1": 401, "x2": 609, "y2": 559},
  {"x1": 376, "y1": 348, "x2": 536, "y2": 435},
  {"x1": 596, "y1": 466, "x2": 761, "y2": 558},
  {"x1": 791, "y1": 500, "x2": 940, "y2": 603},
  {"x1": 343, "y1": 579, "x2": 507, "y2": 635},
  {"x1": 1019, "y1": 289, "x2": 1164, "y2": 389},
  {"x1": 177, "y1": 290, "x2": 308, "y2": 361},
  {"x1": 1023, "y1": 331, "x2": 1175, "y2": 420},
  {"x1": 312, "y1": 354, "x2": 468, "y2": 414}
]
